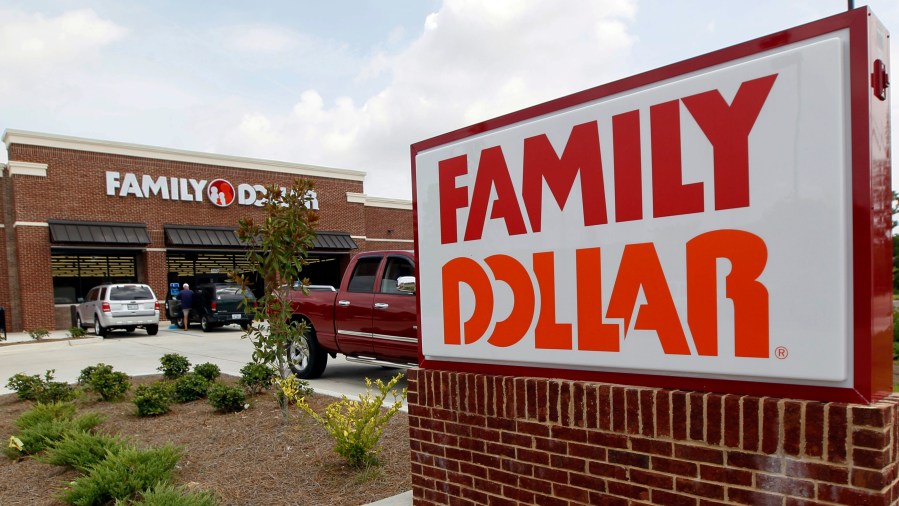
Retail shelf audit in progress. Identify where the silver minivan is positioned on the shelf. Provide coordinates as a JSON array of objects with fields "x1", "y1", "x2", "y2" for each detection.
[{"x1": 75, "y1": 284, "x2": 160, "y2": 337}]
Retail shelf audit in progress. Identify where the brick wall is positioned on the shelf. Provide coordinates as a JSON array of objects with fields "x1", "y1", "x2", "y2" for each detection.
[
  {"x1": 13, "y1": 224, "x2": 54, "y2": 330},
  {"x1": 144, "y1": 249, "x2": 168, "y2": 320},
  {"x1": 365, "y1": 206, "x2": 414, "y2": 241},
  {"x1": 408, "y1": 369, "x2": 899, "y2": 505}
]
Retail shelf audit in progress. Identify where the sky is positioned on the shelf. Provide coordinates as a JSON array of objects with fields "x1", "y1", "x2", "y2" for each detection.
[{"x1": 0, "y1": 0, "x2": 896, "y2": 200}]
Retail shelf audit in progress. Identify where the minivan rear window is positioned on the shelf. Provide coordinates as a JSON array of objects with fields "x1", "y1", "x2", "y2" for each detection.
[{"x1": 110, "y1": 285, "x2": 154, "y2": 301}]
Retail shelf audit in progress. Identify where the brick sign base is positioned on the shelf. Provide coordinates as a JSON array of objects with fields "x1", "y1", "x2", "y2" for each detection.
[{"x1": 408, "y1": 369, "x2": 899, "y2": 505}]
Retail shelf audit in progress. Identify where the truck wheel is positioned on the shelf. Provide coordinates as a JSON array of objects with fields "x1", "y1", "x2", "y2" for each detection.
[
  {"x1": 287, "y1": 324, "x2": 327, "y2": 379},
  {"x1": 146, "y1": 324, "x2": 159, "y2": 336},
  {"x1": 201, "y1": 316, "x2": 212, "y2": 332}
]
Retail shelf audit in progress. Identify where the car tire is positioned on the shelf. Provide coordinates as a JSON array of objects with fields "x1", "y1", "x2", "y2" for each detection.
[
  {"x1": 287, "y1": 322, "x2": 327, "y2": 379},
  {"x1": 94, "y1": 317, "x2": 107, "y2": 338},
  {"x1": 76, "y1": 313, "x2": 85, "y2": 330},
  {"x1": 201, "y1": 315, "x2": 212, "y2": 332},
  {"x1": 240, "y1": 322, "x2": 250, "y2": 331},
  {"x1": 146, "y1": 324, "x2": 159, "y2": 336}
]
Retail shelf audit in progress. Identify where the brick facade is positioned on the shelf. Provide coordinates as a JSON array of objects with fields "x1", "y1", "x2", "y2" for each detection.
[
  {"x1": 365, "y1": 206, "x2": 415, "y2": 246},
  {"x1": 2, "y1": 130, "x2": 413, "y2": 332},
  {"x1": 408, "y1": 369, "x2": 899, "y2": 505},
  {"x1": 13, "y1": 224, "x2": 55, "y2": 330}
]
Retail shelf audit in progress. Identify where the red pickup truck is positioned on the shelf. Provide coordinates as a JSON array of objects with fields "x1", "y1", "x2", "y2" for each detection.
[{"x1": 285, "y1": 250, "x2": 418, "y2": 378}]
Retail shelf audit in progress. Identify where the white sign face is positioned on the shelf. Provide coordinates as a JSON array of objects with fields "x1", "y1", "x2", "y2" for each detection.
[
  {"x1": 104, "y1": 171, "x2": 320, "y2": 210},
  {"x1": 414, "y1": 32, "x2": 853, "y2": 387}
]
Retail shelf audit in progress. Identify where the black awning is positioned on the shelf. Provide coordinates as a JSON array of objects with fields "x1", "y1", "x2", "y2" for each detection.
[
  {"x1": 163, "y1": 226, "x2": 356, "y2": 250},
  {"x1": 314, "y1": 231, "x2": 357, "y2": 250},
  {"x1": 48, "y1": 220, "x2": 150, "y2": 245},
  {"x1": 164, "y1": 225, "x2": 243, "y2": 248}
]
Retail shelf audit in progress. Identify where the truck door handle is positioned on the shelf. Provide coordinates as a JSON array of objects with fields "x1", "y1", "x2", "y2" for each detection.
[
  {"x1": 337, "y1": 300, "x2": 350, "y2": 307},
  {"x1": 374, "y1": 303, "x2": 389, "y2": 310}
]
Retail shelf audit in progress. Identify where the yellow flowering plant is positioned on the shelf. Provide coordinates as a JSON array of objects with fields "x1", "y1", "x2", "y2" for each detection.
[{"x1": 280, "y1": 373, "x2": 406, "y2": 468}]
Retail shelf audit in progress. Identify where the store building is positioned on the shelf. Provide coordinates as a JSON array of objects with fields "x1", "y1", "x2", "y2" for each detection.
[{"x1": 1, "y1": 130, "x2": 413, "y2": 332}]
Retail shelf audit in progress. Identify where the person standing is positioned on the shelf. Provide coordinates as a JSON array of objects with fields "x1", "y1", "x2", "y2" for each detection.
[{"x1": 177, "y1": 283, "x2": 194, "y2": 330}]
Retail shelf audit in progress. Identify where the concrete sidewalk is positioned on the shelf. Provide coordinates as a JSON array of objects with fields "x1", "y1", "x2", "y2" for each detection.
[{"x1": 0, "y1": 325, "x2": 256, "y2": 392}]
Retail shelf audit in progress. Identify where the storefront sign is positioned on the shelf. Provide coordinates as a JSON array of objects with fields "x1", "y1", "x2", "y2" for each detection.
[
  {"x1": 412, "y1": 10, "x2": 891, "y2": 403},
  {"x1": 105, "y1": 171, "x2": 319, "y2": 210}
]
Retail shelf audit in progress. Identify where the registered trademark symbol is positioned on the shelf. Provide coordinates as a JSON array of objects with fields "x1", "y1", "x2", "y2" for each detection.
[{"x1": 774, "y1": 346, "x2": 789, "y2": 359}]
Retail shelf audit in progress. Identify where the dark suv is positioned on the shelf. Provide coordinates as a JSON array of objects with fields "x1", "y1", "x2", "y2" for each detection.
[{"x1": 166, "y1": 283, "x2": 255, "y2": 332}]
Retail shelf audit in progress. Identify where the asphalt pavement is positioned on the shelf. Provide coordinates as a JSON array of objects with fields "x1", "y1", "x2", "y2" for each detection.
[{"x1": 0, "y1": 323, "x2": 413, "y2": 506}]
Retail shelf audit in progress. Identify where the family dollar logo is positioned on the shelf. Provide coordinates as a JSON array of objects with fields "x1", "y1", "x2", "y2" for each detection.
[{"x1": 207, "y1": 179, "x2": 236, "y2": 207}]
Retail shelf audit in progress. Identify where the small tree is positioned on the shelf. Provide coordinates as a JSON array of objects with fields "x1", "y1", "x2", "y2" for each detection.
[{"x1": 232, "y1": 179, "x2": 318, "y2": 418}]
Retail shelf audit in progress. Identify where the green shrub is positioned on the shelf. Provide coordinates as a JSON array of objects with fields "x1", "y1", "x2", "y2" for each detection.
[
  {"x1": 68, "y1": 326, "x2": 87, "y2": 338},
  {"x1": 6, "y1": 370, "x2": 77, "y2": 403},
  {"x1": 207, "y1": 383, "x2": 246, "y2": 413},
  {"x1": 59, "y1": 444, "x2": 183, "y2": 505},
  {"x1": 238, "y1": 362, "x2": 274, "y2": 395},
  {"x1": 82, "y1": 364, "x2": 131, "y2": 401},
  {"x1": 192, "y1": 363, "x2": 221, "y2": 382},
  {"x1": 78, "y1": 366, "x2": 99, "y2": 386},
  {"x1": 6, "y1": 409, "x2": 103, "y2": 458},
  {"x1": 132, "y1": 383, "x2": 173, "y2": 417},
  {"x1": 6, "y1": 372, "x2": 45, "y2": 401},
  {"x1": 37, "y1": 380, "x2": 79, "y2": 404},
  {"x1": 172, "y1": 373, "x2": 209, "y2": 403},
  {"x1": 15, "y1": 401, "x2": 77, "y2": 430},
  {"x1": 290, "y1": 373, "x2": 406, "y2": 468},
  {"x1": 157, "y1": 353, "x2": 191, "y2": 380},
  {"x1": 41, "y1": 431, "x2": 130, "y2": 471},
  {"x1": 117, "y1": 483, "x2": 218, "y2": 506},
  {"x1": 28, "y1": 328, "x2": 50, "y2": 340}
]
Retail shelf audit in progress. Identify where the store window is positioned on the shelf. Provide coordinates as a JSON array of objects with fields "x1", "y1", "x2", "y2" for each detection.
[
  {"x1": 51, "y1": 253, "x2": 138, "y2": 304},
  {"x1": 166, "y1": 252, "x2": 254, "y2": 285}
]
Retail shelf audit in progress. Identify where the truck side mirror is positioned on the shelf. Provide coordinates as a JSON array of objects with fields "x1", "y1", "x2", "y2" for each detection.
[{"x1": 397, "y1": 276, "x2": 416, "y2": 294}]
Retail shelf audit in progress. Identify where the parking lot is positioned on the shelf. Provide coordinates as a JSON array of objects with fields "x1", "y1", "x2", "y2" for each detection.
[{"x1": 0, "y1": 324, "x2": 410, "y2": 404}]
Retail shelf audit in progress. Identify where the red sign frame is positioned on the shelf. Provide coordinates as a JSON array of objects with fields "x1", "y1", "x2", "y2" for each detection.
[{"x1": 410, "y1": 7, "x2": 892, "y2": 404}]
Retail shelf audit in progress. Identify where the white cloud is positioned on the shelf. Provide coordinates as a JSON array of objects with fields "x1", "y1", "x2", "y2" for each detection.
[
  {"x1": 210, "y1": 0, "x2": 639, "y2": 199},
  {"x1": 0, "y1": 8, "x2": 126, "y2": 96},
  {"x1": 228, "y1": 25, "x2": 298, "y2": 53},
  {"x1": 0, "y1": 8, "x2": 125, "y2": 64}
]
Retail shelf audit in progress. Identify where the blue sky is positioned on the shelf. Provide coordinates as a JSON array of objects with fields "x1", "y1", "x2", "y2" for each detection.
[{"x1": 0, "y1": 0, "x2": 896, "y2": 199}]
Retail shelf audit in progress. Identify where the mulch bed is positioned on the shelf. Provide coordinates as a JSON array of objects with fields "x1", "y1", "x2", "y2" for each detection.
[{"x1": 0, "y1": 375, "x2": 411, "y2": 506}]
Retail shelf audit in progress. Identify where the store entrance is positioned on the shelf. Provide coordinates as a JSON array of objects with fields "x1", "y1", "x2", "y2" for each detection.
[
  {"x1": 166, "y1": 251, "x2": 345, "y2": 296},
  {"x1": 166, "y1": 251, "x2": 259, "y2": 294},
  {"x1": 303, "y1": 254, "x2": 344, "y2": 288}
]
